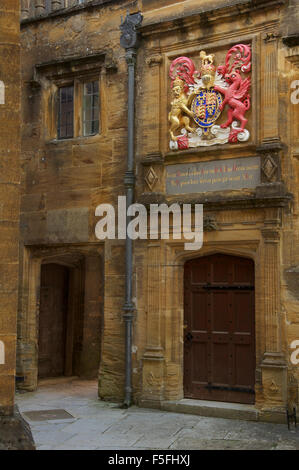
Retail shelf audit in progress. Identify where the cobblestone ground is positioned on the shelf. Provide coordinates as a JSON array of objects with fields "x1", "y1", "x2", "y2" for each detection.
[{"x1": 16, "y1": 379, "x2": 299, "y2": 450}]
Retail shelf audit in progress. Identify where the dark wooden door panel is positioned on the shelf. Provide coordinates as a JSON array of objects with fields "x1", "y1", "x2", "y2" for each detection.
[
  {"x1": 38, "y1": 264, "x2": 69, "y2": 378},
  {"x1": 184, "y1": 254, "x2": 255, "y2": 404}
]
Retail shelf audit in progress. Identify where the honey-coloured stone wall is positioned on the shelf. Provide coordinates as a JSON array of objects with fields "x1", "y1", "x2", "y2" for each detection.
[
  {"x1": 18, "y1": 0, "x2": 299, "y2": 422},
  {"x1": 0, "y1": 0, "x2": 21, "y2": 416}
]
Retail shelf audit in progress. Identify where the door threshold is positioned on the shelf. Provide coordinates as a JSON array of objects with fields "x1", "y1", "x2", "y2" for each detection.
[{"x1": 161, "y1": 398, "x2": 259, "y2": 422}]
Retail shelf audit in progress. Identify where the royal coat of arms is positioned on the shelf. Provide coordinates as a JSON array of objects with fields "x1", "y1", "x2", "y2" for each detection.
[{"x1": 168, "y1": 44, "x2": 251, "y2": 150}]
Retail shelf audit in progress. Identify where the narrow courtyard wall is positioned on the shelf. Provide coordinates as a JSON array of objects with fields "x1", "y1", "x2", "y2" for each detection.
[
  {"x1": 0, "y1": 0, "x2": 21, "y2": 419},
  {"x1": 0, "y1": 0, "x2": 34, "y2": 449}
]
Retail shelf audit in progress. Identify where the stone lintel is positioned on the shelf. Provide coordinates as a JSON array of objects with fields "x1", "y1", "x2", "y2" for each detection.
[
  {"x1": 34, "y1": 51, "x2": 108, "y2": 81},
  {"x1": 138, "y1": 192, "x2": 292, "y2": 210}
]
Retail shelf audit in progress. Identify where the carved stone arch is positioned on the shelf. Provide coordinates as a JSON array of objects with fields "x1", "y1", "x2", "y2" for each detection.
[
  {"x1": 174, "y1": 245, "x2": 258, "y2": 267},
  {"x1": 41, "y1": 250, "x2": 85, "y2": 269}
]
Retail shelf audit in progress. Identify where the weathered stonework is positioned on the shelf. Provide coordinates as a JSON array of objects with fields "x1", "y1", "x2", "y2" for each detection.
[
  {"x1": 14, "y1": 0, "x2": 299, "y2": 423},
  {"x1": 0, "y1": 0, "x2": 35, "y2": 450},
  {"x1": 0, "y1": 407, "x2": 35, "y2": 450}
]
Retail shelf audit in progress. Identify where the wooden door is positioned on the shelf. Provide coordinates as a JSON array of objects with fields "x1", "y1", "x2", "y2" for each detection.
[
  {"x1": 184, "y1": 254, "x2": 255, "y2": 404},
  {"x1": 38, "y1": 264, "x2": 69, "y2": 378}
]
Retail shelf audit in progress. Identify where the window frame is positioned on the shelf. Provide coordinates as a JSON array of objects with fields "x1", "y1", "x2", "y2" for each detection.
[
  {"x1": 36, "y1": 52, "x2": 105, "y2": 143},
  {"x1": 57, "y1": 84, "x2": 75, "y2": 140},
  {"x1": 53, "y1": 74, "x2": 101, "y2": 141},
  {"x1": 82, "y1": 79, "x2": 100, "y2": 137}
]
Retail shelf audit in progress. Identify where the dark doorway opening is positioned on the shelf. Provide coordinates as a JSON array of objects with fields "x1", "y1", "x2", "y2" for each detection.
[
  {"x1": 184, "y1": 253, "x2": 255, "y2": 405},
  {"x1": 38, "y1": 263, "x2": 70, "y2": 379}
]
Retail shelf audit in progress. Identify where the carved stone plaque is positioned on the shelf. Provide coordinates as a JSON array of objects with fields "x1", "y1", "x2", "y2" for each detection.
[{"x1": 166, "y1": 156, "x2": 260, "y2": 195}]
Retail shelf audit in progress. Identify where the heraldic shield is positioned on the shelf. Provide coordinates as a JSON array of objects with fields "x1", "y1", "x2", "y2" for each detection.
[{"x1": 191, "y1": 89, "x2": 223, "y2": 128}]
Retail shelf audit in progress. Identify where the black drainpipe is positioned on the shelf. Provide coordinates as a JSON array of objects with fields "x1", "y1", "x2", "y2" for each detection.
[{"x1": 120, "y1": 12, "x2": 143, "y2": 408}]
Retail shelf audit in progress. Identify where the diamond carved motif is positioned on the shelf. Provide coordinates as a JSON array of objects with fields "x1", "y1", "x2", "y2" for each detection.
[
  {"x1": 269, "y1": 380, "x2": 279, "y2": 394},
  {"x1": 145, "y1": 166, "x2": 158, "y2": 191},
  {"x1": 262, "y1": 154, "x2": 278, "y2": 181}
]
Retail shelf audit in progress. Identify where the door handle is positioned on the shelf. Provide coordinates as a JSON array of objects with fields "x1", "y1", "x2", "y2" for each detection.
[{"x1": 186, "y1": 332, "x2": 193, "y2": 342}]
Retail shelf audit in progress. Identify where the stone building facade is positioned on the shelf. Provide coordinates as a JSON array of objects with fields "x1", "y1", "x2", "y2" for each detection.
[{"x1": 17, "y1": 0, "x2": 299, "y2": 422}]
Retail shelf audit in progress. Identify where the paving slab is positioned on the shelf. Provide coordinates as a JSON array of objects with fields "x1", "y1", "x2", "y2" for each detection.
[{"x1": 16, "y1": 379, "x2": 299, "y2": 451}]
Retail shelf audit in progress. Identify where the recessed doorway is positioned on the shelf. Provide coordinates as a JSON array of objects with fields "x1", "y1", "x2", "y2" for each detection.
[
  {"x1": 38, "y1": 263, "x2": 70, "y2": 379},
  {"x1": 184, "y1": 253, "x2": 255, "y2": 404}
]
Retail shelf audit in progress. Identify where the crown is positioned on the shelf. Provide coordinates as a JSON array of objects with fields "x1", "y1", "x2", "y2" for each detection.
[
  {"x1": 172, "y1": 76, "x2": 185, "y2": 88},
  {"x1": 199, "y1": 51, "x2": 216, "y2": 75}
]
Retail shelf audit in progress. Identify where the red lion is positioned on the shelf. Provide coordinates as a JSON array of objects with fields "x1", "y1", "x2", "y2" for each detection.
[{"x1": 215, "y1": 44, "x2": 251, "y2": 142}]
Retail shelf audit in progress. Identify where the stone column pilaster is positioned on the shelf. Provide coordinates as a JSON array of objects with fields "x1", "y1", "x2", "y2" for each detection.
[
  {"x1": 261, "y1": 228, "x2": 287, "y2": 409},
  {"x1": 262, "y1": 229, "x2": 282, "y2": 356},
  {"x1": 141, "y1": 244, "x2": 165, "y2": 406},
  {"x1": 144, "y1": 54, "x2": 163, "y2": 157},
  {"x1": 261, "y1": 30, "x2": 281, "y2": 144},
  {"x1": 80, "y1": 254, "x2": 102, "y2": 378}
]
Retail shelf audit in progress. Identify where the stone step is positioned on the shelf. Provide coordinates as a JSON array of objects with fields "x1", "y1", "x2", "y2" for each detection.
[{"x1": 161, "y1": 399, "x2": 260, "y2": 422}]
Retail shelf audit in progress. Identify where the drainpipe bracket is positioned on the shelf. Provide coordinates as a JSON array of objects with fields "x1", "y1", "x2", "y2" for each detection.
[
  {"x1": 124, "y1": 171, "x2": 136, "y2": 188},
  {"x1": 123, "y1": 301, "x2": 135, "y2": 319}
]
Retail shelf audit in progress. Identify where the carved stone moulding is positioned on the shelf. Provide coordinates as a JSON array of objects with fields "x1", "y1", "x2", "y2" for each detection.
[
  {"x1": 145, "y1": 166, "x2": 158, "y2": 191},
  {"x1": 33, "y1": 51, "x2": 117, "y2": 86},
  {"x1": 255, "y1": 142, "x2": 289, "y2": 199},
  {"x1": 141, "y1": 152, "x2": 164, "y2": 166},
  {"x1": 261, "y1": 227, "x2": 281, "y2": 242},
  {"x1": 262, "y1": 154, "x2": 278, "y2": 182},
  {"x1": 203, "y1": 215, "x2": 218, "y2": 232},
  {"x1": 262, "y1": 30, "x2": 281, "y2": 43},
  {"x1": 145, "y1": 55, "x2": 163, "y2": 67}
]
